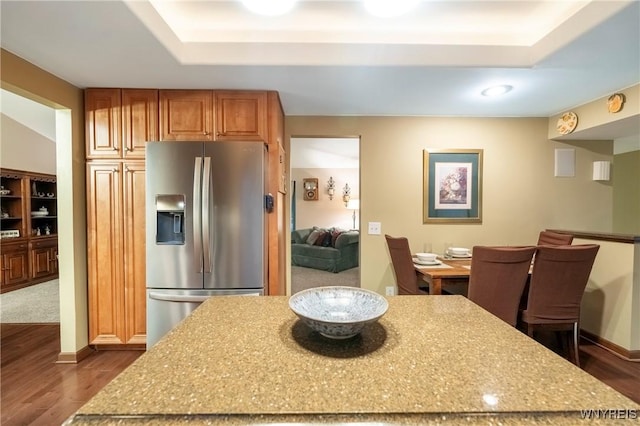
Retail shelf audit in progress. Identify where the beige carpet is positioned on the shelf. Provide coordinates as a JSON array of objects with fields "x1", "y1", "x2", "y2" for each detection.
[
  {"x1": 291, "y1": 266, "x2": 360, "y2": 294},
  {"x1": 0, "y1": 279, "x2": 59, "y2": 323}
]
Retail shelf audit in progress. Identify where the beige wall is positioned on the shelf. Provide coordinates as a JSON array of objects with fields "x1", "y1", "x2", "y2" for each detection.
[
  {"x1": 291, "y1": 167, "x2": 359, "y2": 230},
  {"x1": 578, "y1": 238, "x2": 639, "y2": 352},
  {"x1": 285, "y1": 116, "x2": 614, "y2": 295},
  {"x1": 549, "y1": 84, "x2": 640, "y2": 234},
  {"x1": 1, "y1": 114, "x2": 56, "y2": 174},
  {"x1": 613, "y1": 150, "x2": 640, "y2": 234},
  {"x1": 1, "y1": 49, "x2": 87, "y2": 355}
]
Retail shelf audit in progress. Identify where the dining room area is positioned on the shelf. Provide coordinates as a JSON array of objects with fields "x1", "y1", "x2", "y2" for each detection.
[{"x1": 383, "y1": 228, "x2": 640, "y2": 405}]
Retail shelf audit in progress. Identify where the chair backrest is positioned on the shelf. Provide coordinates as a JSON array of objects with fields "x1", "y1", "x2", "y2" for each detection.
[
  {"x1": 523, "y1": 244, "x2": 599, "y2": 324},
  {"x1": 467, "y1": 246, "x2": 537, "y2": 326},
  {"x1": 537, "y1": 230, "x2": 573, "y2": 246},
  {"x1": 384, "y1": 235, "x2": 422, "y2": 295}
]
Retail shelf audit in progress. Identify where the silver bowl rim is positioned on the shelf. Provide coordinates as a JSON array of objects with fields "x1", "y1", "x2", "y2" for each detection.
[{"x1": 288, "y1": 285, "x2": 389, "y2": 324}]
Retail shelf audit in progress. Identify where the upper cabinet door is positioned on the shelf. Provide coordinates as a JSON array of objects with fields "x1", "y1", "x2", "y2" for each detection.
[
  {"x1": 122, "y1": 89, "x2": 158, "y2": 158},
  {"x1": 86, "y1": 89, "x2": 122, "y2": 159},
  {"x1": 159, "y1": 90, "x2": 213, "y2": 141},
  {"x1": 215, "y1": 91, "x2": 267, "y2": 141}
]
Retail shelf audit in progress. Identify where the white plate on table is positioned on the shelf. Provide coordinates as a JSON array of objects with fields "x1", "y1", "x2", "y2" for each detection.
[
  {"x1": 413, "y1": 257, "x2": 442, "y2": 266},
  {"x1": 449, "y1": 253, "x2": 471, "y2": 258}
]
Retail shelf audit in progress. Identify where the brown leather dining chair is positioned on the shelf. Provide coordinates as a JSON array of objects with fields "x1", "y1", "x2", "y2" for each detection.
[
  {"x1": 384, "y1": 235, "x2": 428, "y2": 295},
  {"x1": 520, "y1": 244, "x2": 599, "y2": 367},
  {"x1": 537, "y1": 230, "x2": 574, "y2": 246},
  {"x1": 467, "y1": 246, "x2": 536, "y2": 327}
]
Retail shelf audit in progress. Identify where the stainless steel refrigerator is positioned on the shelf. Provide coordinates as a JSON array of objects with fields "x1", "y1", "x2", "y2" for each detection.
[{"x1": 145, "y1": 141, "x2": 267, "y2": 348}]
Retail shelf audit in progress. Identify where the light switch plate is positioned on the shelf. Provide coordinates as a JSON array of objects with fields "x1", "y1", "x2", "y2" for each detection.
[{"x1": 368, "y1": 222, "x2": 381, "y2": 235}]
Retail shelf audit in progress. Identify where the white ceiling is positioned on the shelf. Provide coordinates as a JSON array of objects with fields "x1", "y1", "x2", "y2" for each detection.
[
  {"x1": 0, "y1": 0, "x2": 638, "y2": 124},
  {"x1": 291, "y1": 137, "x2": 360, "y2": 168}
]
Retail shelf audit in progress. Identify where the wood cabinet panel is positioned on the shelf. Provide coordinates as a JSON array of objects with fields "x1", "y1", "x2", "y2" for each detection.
[
  {"x1": 1, "y1": 242, "x2": 29, "y2": 291},
  {"x1": 87, "y1": 161, "x2": 146, "y2": 346},
  {"x1": 266, "y1": 92, "x2": 286, "y2": 296},
  {"x1": 87, "y1": 163, "x2": 125, "y2": 345},
  {"x1": 215, "y1": 91, "x2": 267, "y2": 141},
  {"x1": 30, "y1": 238, "x2": 57, "y2": 280},
  {"x1": 86, "y1": 89, "x2": 122, "y2": 158},
  {"x1": 122, "y1": 163, "x2": 146, "y2": 344},
  {"x1": 159, "y1": 90, "x2": 213, "y2": 141},
  {"x1": 122, "y1": 89, "x2": 158, "y2": 158}
]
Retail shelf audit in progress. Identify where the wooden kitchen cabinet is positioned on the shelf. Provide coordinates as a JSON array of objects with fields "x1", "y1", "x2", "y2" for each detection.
[
  {"x1": 215, "y1": 91, "x2": 267, "y2": 141},
  {"x1": 86, "y1": 161, "x2": 146, "y2": 347},
  {"x1": 85, "y1": 88, "x2": 121, "y2": 158},
  {"x1": 159, "y1": 90, "x2": 214, "y2": 141},
  {"x1": 85, "y1": 88, "x2": 158, "y2": 159},
  {"x1": 86, "y1": 87, "x2": 286, "y2": 348},
  {"x1": 0, "y1": 240, "x2": 29, "y2": 292},
  {"x1": 122, "y1": 89, "x2": 159, "y2": 158},
  {"x1": 159, "y1": 90, "x2": 268, "y2": 142}
]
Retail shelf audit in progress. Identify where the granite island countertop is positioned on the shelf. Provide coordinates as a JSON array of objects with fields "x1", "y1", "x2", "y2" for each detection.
[{"x1": 65, "y1": 295, "x2": 639, "y2": 425}]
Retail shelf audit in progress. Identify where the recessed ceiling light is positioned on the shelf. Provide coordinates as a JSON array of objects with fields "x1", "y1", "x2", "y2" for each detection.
[
  {"x1": 363, "y1": 0, "x2": 421, "y2": 18},
  {"x1": 481, "y1": 85, "x2": 513, "y2": 97},
  {"x1": 241, "y1": 0, "x2": 297, "y2": 16}
]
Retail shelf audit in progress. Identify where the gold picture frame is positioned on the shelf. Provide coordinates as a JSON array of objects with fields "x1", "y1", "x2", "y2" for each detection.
[{"x1": 423, "y1": 149, "x2": 483, "y2": 223}]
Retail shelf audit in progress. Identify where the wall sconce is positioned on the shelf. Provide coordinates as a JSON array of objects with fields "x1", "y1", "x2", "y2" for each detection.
[
  {"x1": 327, "y1": 176, "x2": 335, "y2": 200},
  {"x1": 342, "y1": 183, "x2": 351, "y2": 206},
  {"x1": 303, "y1": 178, "x2": 318, "y2": 200},
  {"x1": 592, "y1": 161, "x2": 611, "y2": 181}
]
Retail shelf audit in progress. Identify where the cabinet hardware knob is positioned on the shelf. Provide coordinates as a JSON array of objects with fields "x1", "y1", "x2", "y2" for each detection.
[
  {"x1": 124, "y1": 146, "x2": 131, "y2": 152},
  {"x1": 203, "y1": 131, "x2": 209, "y2": 136},
  {"x1": 113, "y1": 168, "x2": 118, "y2": 173},
  {"x1": 113, "y1": 146, "x2": 119, "y2": 151}
]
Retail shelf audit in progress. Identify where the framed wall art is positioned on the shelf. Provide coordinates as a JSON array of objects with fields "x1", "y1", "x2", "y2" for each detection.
[{"x1": 423, "y1": 149, "x2": 483, "y2": 223}]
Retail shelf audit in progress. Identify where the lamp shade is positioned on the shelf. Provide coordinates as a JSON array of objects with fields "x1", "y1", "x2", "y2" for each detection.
[
  {"x1": 592, "y1": 161, "x2": 611, "y2": 181},
  {"x1": 346, "y1": 199, "x2": 360, "y2": 210}
]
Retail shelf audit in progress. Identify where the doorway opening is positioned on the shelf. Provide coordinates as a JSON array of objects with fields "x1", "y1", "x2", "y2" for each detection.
[{"x1": 289, "y1": 136, "x2": 360, "y2": 294}]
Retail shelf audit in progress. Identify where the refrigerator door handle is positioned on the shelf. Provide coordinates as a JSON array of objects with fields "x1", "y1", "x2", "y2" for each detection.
[
  {"x1": 202, "y1": 156, "x2": 212, "y2": 273},
  {"x1": 193, "y1": 156, "x2": 203, "y2": 272},
  {"x1": 149, "y1": 292, "x2": 212, "y2": 303}
]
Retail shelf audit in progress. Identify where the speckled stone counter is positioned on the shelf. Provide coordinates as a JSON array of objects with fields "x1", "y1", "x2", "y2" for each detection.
[{"x1": 65, "y1": 296, "x2": 639, "y2": 425}]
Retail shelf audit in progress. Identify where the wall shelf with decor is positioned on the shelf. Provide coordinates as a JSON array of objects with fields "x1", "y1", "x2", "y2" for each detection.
[{"x1": 0, "y1": 168, "x2": 58, "y2": 293}]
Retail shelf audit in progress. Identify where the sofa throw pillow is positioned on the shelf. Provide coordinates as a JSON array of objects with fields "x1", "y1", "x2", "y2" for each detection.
[
  {"x1": 321, "y1": 232, "x2": 332, "y2": 247},
  {"x1": 306, "y1": 229, "x2": 322, "y2": 245},
  {"x1": 330, "y1": 229, "x2": 344, "y2": 247},
  {"x1": 314, "y1": 231, "x2": 328, "y2": 246}
]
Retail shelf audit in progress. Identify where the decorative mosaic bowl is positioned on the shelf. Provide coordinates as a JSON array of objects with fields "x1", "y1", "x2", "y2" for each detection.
[{"x1": 289, "y1": 286, "x2": 388, "y2": 339}]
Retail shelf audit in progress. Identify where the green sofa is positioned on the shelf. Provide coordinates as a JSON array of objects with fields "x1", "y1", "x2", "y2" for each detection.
[{"x1": 291, "y1": 228, "x2": 359, "y2": 273}]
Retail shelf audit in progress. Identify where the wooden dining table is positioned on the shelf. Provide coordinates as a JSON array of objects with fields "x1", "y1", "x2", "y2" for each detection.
[{"x1": 414, "y1": 256, "x2": 472, "y2": 295}]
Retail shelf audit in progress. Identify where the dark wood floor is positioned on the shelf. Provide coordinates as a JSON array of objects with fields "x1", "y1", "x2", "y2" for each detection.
[
  {"x1": 1, "y1": 324, "x2": 142, "y2": 426},
  {"x1": 1, "y1": 324, "x2": 639, "y2": 426}
]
